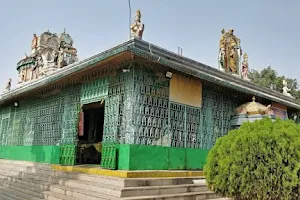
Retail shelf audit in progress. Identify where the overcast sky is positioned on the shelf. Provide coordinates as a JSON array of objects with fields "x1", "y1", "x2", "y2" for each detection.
[{"x1": 0, "y1": 0, "x2": 299, "y2": 88}]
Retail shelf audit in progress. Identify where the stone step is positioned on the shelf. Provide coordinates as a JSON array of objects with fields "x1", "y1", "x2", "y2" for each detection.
[
  {"x1": 5, "y1": 176, "x2": 51, "y2": 190},
  {"x1": 0, "y1": 166, "x2": 72, "y2": 184},
  {"x1": 0, "y1": 168, "x2": 22, "y2": 177},
  {"x1": 0, "y1": 193, "x2": 15, "y2": 200},
  {"x1": 2, "y1": 182, "x2": 45, "y2": 199},
  {"x1": 0, "y1": 186, "x2": 44, "y2": 200},
  {"x1": 29, "y1": 167, "x2": 75, "y2": 179},
  {"x1": 0, "y1": 159, "x2": 52, "y2": 169},
  {"x1": 0, "y1": 165, "x2": 28, "y2": 172},
  {"x1": 73, "y1": 173, "x2": 127, "y2": 187},
  {"x1": 67, "y1": 173, "x2": 205, "y2": 188},
  {"x1": 22, "y1": 171, "x2": 67, "y2": 184},
  {"x1": 44, "y1": 191, "x2": 81, "y2": 200},
  {"x1": 60, "y1": 179, "x2": 122, "y2": 197},
  {"x1": 58, "y1": 178, "x2": 209, "y2": 198},
  {"x1": 25, "y1": 167, "x2": 127, "y2": 188},
  {"x1": 0, "y1": 186, "x2": 20, "y2": 200},
  {"x1": 120, "y1": 184, "x2": 209, "y2": 197},
  {"x1": 122, "y1": 177, "x2": 205, "y2": 187},
  {"x1": 0, "y1": 187, "x2": 26, "y2": 200},
  {"x1": 50, "y1": 184, "x2": 119, "y2": 200},
  {"x1": 0, "y1": 163, "x2": 33, "y2": 171},
  {"x1": 26, "y1": 167, "x2": 127, "y2": 188},
  {"x1": 121, "y1": 191, "x2": 220, "y2": 200}
]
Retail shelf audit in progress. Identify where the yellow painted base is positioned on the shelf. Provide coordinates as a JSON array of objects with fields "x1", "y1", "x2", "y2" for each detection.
[{"x1": 51, "y1": 165, "x2": 204, "y2": 178}]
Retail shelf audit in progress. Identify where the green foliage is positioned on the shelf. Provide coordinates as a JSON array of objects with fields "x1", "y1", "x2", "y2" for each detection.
[
  {"x1": 248, "y1": 66, "x2": 300, "y2": 102},
  {"x1": 204, "y1": 118, "x2": 300, "y2": 200}
]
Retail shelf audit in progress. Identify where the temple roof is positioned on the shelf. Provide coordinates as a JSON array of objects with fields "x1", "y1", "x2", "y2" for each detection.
[{"x1": 1, "y1": 38, "x2": 300, "y2": 110}]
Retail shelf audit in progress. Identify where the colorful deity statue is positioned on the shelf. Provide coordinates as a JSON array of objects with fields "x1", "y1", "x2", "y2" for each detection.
[
  {"x1": 218, "y1": 29, "x2": 242, "y2": 75},
  {"x1": 241, "y1": 53, "x2": 250, "y2": 80},
  {"x1": 131, "y1": 10, "x2": 145, "y2": 40}
]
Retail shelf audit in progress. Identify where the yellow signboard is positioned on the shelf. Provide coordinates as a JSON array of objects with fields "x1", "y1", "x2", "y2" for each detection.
[{"x1": 169, "y1": 73, "x2": 202, "y2": 108}]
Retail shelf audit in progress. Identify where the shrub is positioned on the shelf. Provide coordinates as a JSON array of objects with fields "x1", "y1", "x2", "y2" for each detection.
[{"x1": 204, "y1": 118, "x2": 300, "y2": 200}]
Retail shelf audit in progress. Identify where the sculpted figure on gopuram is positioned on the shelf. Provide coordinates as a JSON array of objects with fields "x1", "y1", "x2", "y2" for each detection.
[
  {"x1": 131, "y1": 10, "x2": 145, "y2": 40},
  {"x1": 218, "y1": 29, "x2": 242, "y2": 75}
]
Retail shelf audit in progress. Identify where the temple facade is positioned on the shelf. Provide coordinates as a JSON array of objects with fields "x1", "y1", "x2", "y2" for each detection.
[{"x1": 0, "y1": 11, "x2": 299, "y2": 170}]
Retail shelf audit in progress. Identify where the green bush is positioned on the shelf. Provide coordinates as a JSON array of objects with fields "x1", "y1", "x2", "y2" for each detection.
[{"x1": 204, "y1": 118, "x2": 300, "y2": 200}]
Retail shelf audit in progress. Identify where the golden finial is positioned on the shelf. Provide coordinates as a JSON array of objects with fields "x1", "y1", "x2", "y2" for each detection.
[
  {"x1": 252, "y1": 96, "x2": 256, "y2": 102},
  {"x1": 243, "y1": 53, "x2": 248, "y2": 59}
]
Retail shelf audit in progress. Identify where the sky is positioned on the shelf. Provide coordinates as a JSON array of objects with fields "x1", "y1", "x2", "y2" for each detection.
[{"x1": 0, "y1": 0, "x2": 299, "y2": 88}]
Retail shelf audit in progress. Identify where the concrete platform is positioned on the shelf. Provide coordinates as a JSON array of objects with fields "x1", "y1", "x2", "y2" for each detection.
[{"x1": 51, "y1": 165, "x2": 204, "y2": 178}]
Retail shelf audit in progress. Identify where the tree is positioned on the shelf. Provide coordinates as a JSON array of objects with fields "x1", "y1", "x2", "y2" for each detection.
[
  {"x1": 204, "y1": 118, "x2": 300, "y2": 200},
  {"x1": 248, "y1": 66, "x2": 300, "y2": 102}
]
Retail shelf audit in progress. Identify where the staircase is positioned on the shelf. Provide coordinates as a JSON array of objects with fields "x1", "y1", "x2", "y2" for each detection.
[{"x1": 0, "y1": 159, "x2": 229, "y2": 200}]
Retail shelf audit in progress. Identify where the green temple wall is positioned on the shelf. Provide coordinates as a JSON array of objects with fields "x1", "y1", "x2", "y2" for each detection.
[
  {"x1": 117, "y1": 144, "x2": 209, "y2": 170},
  {"x1": 102, "y1": 66, "x2": 238, "y2": 170},
  {"x1": 0, "y1": 75, "x2": 109, "y2": 164},
  {"x1": 0, "y1": 64, "x2": 238, "y2": 170},
  {"x1": 0, "y1": 146, "x2": 60, "y2": 164},
  {"x1": 0, "y1": 85, "x2": 81, "y2": 164}
]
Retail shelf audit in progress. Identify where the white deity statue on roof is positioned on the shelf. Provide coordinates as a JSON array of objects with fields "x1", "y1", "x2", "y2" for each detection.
[
  {"x1": 130, "y1": 10, "x2": 145, "y2": 40},
  {"x1": 282, "y1": 79, "x2": 293, "y2": 98}
]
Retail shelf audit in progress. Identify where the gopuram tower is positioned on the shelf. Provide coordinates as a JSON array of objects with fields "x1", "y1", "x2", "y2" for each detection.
[{"x1": 16, "y1": 30, "x2": 78, "y2": 85}]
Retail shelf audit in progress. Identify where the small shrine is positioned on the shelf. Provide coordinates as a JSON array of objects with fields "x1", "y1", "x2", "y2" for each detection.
[
  {"x1": 16, "y1": 29, "x2": 78, "y2": 85},
  {"x1": 231, "y1": 97, "x2": 276, "y2": 129}
]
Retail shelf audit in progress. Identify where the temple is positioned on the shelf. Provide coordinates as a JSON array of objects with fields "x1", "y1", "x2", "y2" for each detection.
[{"x1": 0, "y1": 10, "x2": 299, "y2": 170}]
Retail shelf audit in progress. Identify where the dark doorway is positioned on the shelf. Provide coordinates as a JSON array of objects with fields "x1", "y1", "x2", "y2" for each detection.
[{"x1": 76, "y1": 101, "x2": 104, "y2": 165}]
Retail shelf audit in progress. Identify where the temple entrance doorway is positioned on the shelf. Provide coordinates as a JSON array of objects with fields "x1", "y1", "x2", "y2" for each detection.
[{"x1": 76, "y1": 101, "x2": 105, "y2": 165}]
